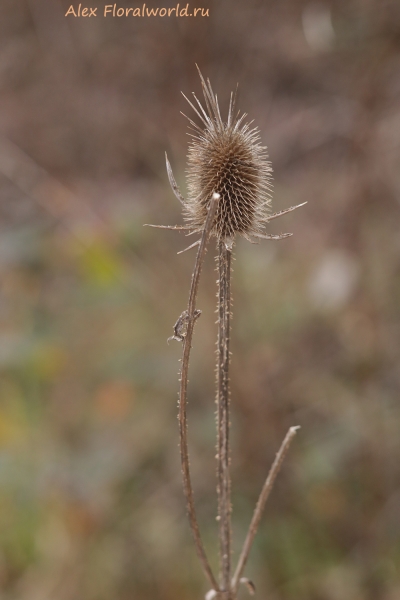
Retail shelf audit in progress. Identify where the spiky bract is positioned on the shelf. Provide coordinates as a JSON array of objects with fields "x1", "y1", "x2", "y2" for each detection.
[{"x1": 183, "y1": 71, "x2": 273, "y2": 243}]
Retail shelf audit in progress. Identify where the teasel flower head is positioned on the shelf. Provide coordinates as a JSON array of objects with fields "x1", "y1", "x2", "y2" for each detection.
[
  {"x1": 181, "y1": 68, "x2": 281, "y2": 248},
  {"x1": 157, "y1": 68, "x2": 306, "y2": 251}
]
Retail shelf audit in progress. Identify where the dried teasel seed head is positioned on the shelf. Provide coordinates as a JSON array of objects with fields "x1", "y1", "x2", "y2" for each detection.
[{"x1": 182, "y1": 68, "x2": 274, "y2": 245}]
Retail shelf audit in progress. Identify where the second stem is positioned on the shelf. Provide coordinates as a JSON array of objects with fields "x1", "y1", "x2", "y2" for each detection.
[{"x1": 217, "y1": 241, "x2": 232, "y2": 596}]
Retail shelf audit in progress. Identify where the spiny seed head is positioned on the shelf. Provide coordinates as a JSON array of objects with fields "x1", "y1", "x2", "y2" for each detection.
[{"x1": 182, "y1": 69, "x2": 273, "y2": 244}]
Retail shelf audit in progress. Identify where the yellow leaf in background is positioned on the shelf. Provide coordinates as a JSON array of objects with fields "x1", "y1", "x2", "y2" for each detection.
[
  {"x1": 0, "y1": 380, "x2": 27, "y2": 447},
  {"x1": 0, "y1": 409, "x2": 25, "y2": 446},
  {"x1": 79, "y1": 240, "x2": 123, "y2": 287}
]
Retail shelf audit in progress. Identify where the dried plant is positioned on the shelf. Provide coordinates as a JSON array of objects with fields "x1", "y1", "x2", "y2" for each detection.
[{"x1": 146, "y1": 68, "x2": 306, "y2": 599}]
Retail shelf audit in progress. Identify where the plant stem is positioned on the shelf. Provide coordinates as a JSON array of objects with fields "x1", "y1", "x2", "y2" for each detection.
[
  {"x1": 231, "y1": 426, "x2": 300, "y2": 594},
  {"x1": 217, "y1": 241, "x2": 232, "y2": 596},
  {"x1": 179, "y1": 193, "x2": 220, "y2": 592}
]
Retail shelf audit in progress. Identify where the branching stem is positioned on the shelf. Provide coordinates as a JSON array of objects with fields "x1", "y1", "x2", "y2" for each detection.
[{"x1": 231, "y1": 426, "x2": 300, "y2": 594}]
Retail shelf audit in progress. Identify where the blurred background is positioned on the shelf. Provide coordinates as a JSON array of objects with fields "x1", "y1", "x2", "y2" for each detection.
[{"x1": 0, "y1": 0, "x2": 399, "y2": 598}]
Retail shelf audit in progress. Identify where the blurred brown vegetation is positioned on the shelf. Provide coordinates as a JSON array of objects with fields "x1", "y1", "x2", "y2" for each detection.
[{"x1": 0, "y1": 0, "x2": 400, "y2": 598}]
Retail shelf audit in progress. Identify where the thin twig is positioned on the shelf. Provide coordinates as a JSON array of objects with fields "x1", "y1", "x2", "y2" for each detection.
[
  {"x1": 231, "y1": 426, "x2": 300, "y2": 594},
  {"x1": 217, "y1": 242, "x2": 232, "y2": 595},
  {"x1": 179, "y1": 192, "x2": 220, "y2": 592}
]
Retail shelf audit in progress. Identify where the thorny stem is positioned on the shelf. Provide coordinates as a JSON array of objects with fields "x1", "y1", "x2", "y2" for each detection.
[
  {"x1": 179, "y1": 193, "x2": 220, "y2": 592},
  {"x1": 217, "y1": 242, "x2": 232, "y2": 596},
  {"x1": 231, "y1": 426, "x2": 300, "y2": 594}
]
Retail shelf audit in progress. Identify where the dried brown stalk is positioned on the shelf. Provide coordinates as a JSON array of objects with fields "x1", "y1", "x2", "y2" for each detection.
[
  {"x1": 216, "y1": 241, "x2": 232, "y2": 595},
  {"x1": 178, "y1": 192, "x2": 220, "y2": 592},
  {"x1": 231, "y1": 426, "x2": 300, "y2": 594}
]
